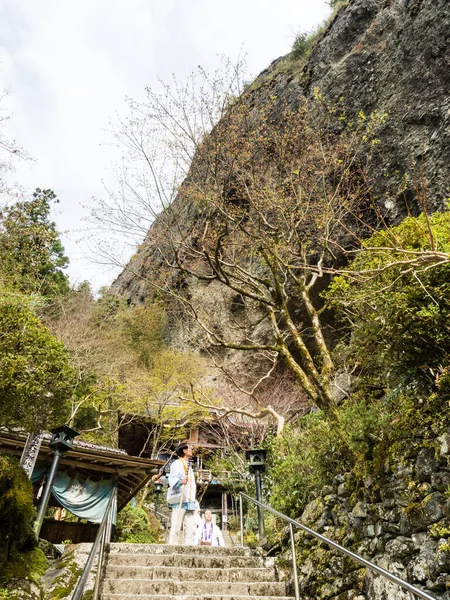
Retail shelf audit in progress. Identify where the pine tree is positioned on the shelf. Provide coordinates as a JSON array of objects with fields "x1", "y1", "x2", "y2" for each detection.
[{"x1": 0, "y1": 188, "x2": 69, "y2": 296}]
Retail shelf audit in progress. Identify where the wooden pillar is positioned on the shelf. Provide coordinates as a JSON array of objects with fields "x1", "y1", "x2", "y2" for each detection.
[{"x1": 222, "y1": 491, "x2": 228, "y2": 531}]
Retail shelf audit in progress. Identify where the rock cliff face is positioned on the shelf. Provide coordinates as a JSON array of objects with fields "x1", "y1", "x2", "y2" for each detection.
[
  {"x1": 304, "y1": 0, "x2": 450, "y2": 216},
  {"x1": 109, "y1": 0, "x2": 450, "y2": 419},
  {"x1": 111, "y1": 0, "x2": 450, "y2": 305},
  {"x1": 107, "y1": 4, "x2": 450, "y2": 598}
]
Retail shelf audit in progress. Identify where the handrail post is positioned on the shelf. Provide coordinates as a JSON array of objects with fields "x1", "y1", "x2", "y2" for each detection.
[
  {"x1": 105, "y1": 489, "x2": 116, "y2": 543},
  {"x1": 290, "y1": 522, "x2": 300, "y2": 600},
  {"x1": 93, "y1": 493, "x2": 115, "y2": 600},
  {"x1": 239, "y1": 494, "x2": 244, "y2": 547}
]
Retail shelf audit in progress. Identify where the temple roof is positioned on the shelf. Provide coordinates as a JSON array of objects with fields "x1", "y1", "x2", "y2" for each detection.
[{"x1": 0, "y1": 431, "x2": 163, "y2": 512}]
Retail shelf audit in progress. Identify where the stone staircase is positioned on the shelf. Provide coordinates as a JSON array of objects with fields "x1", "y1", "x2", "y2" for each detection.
[{"x1": 100, "y1": 543, "x2": 294, "y2": 600}]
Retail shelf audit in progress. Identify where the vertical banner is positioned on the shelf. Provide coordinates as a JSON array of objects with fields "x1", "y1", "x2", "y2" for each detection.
[{"x1": 20, "y1": 432, "x2": 44, "y2": 478}]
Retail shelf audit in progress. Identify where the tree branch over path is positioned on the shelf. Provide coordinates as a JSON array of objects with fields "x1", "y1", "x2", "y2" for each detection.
[{"x1": 180, "y1": 384, "x2": 286, "y2": 436}]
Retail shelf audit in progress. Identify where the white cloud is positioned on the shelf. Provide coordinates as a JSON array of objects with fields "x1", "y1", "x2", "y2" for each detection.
[{"x1": 0, "y1": 0, "x2": 331, "y2": 291}]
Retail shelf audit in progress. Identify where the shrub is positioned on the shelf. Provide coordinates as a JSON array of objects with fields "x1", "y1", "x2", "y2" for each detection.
[
  {"x1": 226, "y1": 515, "x2": 240, "y2": 532},
  {"x1": 267, "y1": 414, "x2": 339, "y2": 517},
  {"x1": 266, "y1": 370, "x2": 450, "y2": 526},
  {"x1": 291, "y1": 5, "x2": 346, "y2": 63},
  {"x1": 326, "y1": 211, "x2": 450, "y2": 392},
  {"x1": 115, "y1": 504, "x2": 160, "y2": 543},
  {"x1": 244, "y1": 531, "x2": 258, "y2": 548},
  {"x1": 291, "y1": 32, "x2": 309, "y2": 59},
  {"x1": 267, "y1": 396, "x2": 394, "y2": 519}
]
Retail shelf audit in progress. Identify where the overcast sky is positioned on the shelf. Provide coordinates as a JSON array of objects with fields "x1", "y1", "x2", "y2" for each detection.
[{"x1": 0, "y1": 0, "x2": 331, "y2": 291}]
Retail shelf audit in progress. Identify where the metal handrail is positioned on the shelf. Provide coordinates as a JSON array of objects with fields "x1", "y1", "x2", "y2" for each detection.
[
  {"x1": 153, "y1": 509, "x2": 170, "y2": 521},
  {"x1": 239, "y1": 492, "x2": 437, "y2": 600},
  {"x1": 72, "y1": 486, "x2": 117, "y2": 600}
]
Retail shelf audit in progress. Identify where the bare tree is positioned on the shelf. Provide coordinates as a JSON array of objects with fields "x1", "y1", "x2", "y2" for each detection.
[
  {"x1": 96, "y1": 66, "x2": 447, "y2": 430},
  {"x1": 0, "y1": 82, "x2": 31, "y2": 203},
  {"x1": 103, "y1": 70, "x2": 384, "y2": 412}
]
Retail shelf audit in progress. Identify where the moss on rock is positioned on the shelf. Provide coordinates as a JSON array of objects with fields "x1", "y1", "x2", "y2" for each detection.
[{"x1": 0, "y1": 456, "x2": 36, "y2": 574}]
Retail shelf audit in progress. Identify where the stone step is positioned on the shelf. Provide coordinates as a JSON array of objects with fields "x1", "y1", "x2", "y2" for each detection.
[
  {"x1": 102, "y1": 579, "x2": 288, "y2": 596},
  {"x1": 102, "y1": 594, "x2": 292, "y2": 600},
  {"x1": 104, "y1": 565, "x2": 275, "y2": 582},
  {"x1": 108, "y1": 543, "x2": 257, "y2": 557},
  {"x1": 106, "y1": 552, "x2": 265, "y2": 569},
  {"x1": 221, "y1": 529, "x2": 236, "y2": 546}
]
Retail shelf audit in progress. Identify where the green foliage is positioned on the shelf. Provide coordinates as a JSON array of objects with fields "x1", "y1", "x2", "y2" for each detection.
[
  {"x1": 115, "y1": 504, "x2": 160, "y2": 543},
  {"x1": 290, "y1": 26, "x2": 327, "y2": 62},
  {"x1": 267, "y1": 415, "x2": 344, "y2": 517},
  {"x1": 291, "y1": 1, "x2": 347, "y2": 63},
  {"x1": 0, "y1": 291, "x2": 72, "y2": 431},
  {"x1": 116, "y1": 302, "x2": 165, "y2": 367},
  {"x1": 0, "y1": 456, "x2": 36, "y2": 576},
  {"x1": 326, "y1": 211, "x2": 450, "y2": 392},
  {"x1": 243, "y1": 530, "x2": 258, "y2": 548},
  {"x1": 92, "y1": 291, "x2": 126, "y2": 326},
  {"x1": 0, "y1": 189, "x2": 69, "y2": 296},
  {"x1": 119, "y1": 531, "x2": 157, "y2": 544},
  {"x1": 206, "y1": 450, "x2": 252, "y2": 497},
  {"x1": 0, "y1": 548, "x2": 48, "y2": 584},
  {"x1": 0, "y1": 290, "x2": 73, "y2": 432},
  {"x1": 267, "y1": 211, "x2": 450, "y2": 522},
  {"x1": 118, "y1": 347, "x2": 209, "y2": 454},
  {"x1": 226, "y1": 515, "x2": 240, "y2": 532},
  {"x1": 291, "y1": 32, "x2": 310, "y2": 59},
  {"x1": 149, "y1": 348, "x2": 204, "y2": 388},
  {"x1": 266, "y1": 389, "x2": 439, "y2": 521},
  {"x1": 46, "y1": 282, "x2": 206, "y2": 447}
]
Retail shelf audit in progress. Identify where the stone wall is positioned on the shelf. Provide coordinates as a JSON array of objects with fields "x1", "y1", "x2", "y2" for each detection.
[{"x1": 279, "y1": 434, "x2": 450, "y2": 599}]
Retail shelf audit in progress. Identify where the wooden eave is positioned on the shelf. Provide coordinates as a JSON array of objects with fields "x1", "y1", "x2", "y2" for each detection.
[{"x1": 0, "y1": 432, "x2": 163, "y2": 512}]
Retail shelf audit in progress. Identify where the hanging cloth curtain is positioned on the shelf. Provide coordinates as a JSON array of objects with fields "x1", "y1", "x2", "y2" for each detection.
[
  {"x1": 52, "y1": 472, "x2": 117, "y2": 524},
  {"x1": 31, "y1": 464, "x2": 47, "y2": 483},
  {"x1": 31, "y1": 465, "x2": 117, "y2": 524}
]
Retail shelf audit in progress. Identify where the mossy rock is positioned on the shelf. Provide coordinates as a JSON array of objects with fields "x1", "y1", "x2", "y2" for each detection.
[
  {"x1": 0, "y1": 581, "x2": 42, "y2": 600},
  {"x1": 302, "y1": 498, "x2": 326, "y2": 527},
  {"x1": 0, "y1": 548, "x2": 48, "y2": 584},
  {"x1": 0, "y1": 456, "x2": 36, "y2": 574},
  {"x1": 43, "y1": 546, "x2": 96, "y2": 600},
  {"x1": 0, "y1": 547, "x2": 48, "y2": 600}
]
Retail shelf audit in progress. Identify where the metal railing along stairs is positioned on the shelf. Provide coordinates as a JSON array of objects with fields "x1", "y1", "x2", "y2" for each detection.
[
  {"x1": 71, "y1": 486, "x2": 117, "y2": 600},
  {"x1": 239, "y1": 492, "x2": 437, "y2": 600}
]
